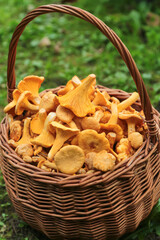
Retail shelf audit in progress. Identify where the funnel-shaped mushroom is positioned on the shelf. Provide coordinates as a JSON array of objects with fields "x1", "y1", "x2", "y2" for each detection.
[
  {"x1": 31, "y1": 112, "x2": 56, "y2": 148},
  {"x1": 117, "y1": 92, "x2": 139, "y2": 112},
  {"x1": 92, "y1": 89, "x2": 111, "y2": 108},
  {"x1": 4, "y1": 89, "x2": 21, "y2": 114},
  {"x1": 18, "y1": 75, "x2": 44, "y2": 104},
  {"x1": 15, "y1": 91, "x2": 39, "y2": 115},
  {"x1": 30, "y1": 108, "x2": 47, "y2": 135},
  {"x1": 54, "y1": 145, "x2": 85, "y2": 174},
  {"x1": 48, "y1": 122, "x2": 79, "y2": 160},
  {"x1": 78, "y1": 129, "x2": 110, "y2": 153},
  {"x1": 58, "y1": 74, "x2": 96, "y2": 117},
  {"x1": 39, "y1": 91, "x2": 58, "y2": 112}
]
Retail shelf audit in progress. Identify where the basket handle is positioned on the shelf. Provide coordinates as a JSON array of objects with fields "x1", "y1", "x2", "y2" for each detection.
[{"x1": 7, "y1": 4, "x2": 158, "y2": 144}]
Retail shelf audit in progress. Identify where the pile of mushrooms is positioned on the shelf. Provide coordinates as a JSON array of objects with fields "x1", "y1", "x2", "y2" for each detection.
[{"x1": 4, "y1": 74, "x2": 148, "y2": 175}]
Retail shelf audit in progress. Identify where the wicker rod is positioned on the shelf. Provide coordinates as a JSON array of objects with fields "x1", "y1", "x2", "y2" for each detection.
[{"x1": 6, "y1": 4, "x2": 158, "y2": 144}]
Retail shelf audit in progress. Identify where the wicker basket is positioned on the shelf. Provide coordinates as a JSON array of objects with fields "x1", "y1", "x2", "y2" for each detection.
[{"x1": 0, "y1": 4, "x2": 160, "y2": 240}]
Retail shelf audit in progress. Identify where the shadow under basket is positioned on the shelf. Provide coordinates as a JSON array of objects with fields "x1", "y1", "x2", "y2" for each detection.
[{"x1": 0, "y1": 4, "x2": 160, "y2": 240}]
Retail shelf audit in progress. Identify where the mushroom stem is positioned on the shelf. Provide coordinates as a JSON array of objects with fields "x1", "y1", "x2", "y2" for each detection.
[
  {"x1": 117, "y1": 92, "x2": 139, "y2": 112},
  {"x1": 94, "y1": 110, "x2": 104, "y2": 122},
  {"x1": 48, "y1": 137, "x2": 66, "y2": 160},
  {"x1": 17, "y1": 118, "x2": 31, "y2": 145},
  {"x1": 108, "y1": 102, "x2": 118, "y2": 124},
  {"x1": 126, "y1": 119, "x2": 136, "y2": 135}
]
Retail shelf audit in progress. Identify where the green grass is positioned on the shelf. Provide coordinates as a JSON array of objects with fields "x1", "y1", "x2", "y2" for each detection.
[{"x1": 0, "y1": 0, "x2": 160, "y2": 239}]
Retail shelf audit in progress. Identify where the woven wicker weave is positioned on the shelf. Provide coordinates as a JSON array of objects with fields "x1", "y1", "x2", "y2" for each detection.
[{"x1": 0, "y1": 4, "x2": 160, "y2": 240}]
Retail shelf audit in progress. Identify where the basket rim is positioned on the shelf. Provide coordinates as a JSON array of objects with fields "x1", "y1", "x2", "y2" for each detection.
[{"x1": 1, "y1": 85, "x2": 160, "y2": 188}]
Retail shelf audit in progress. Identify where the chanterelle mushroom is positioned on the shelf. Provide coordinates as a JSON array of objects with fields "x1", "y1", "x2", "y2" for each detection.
[
  {"x1": 4, "y1": 89, "x2": 21, "y2": 114},
  {"x1": 118, "y1": 111, "x2": 143, "y2": 135},
  {"x1": 15, "y1": 143, "x2": 34, "y2": 159},
  {"x1": 30, "y1": 108, "x2": 47, "y2": 135},
  {"x1": 39, "y1": 91, "x2": 58, "y2": 113},
  {"x1": 18, "y1": 75, "x2": 44, "y2": 104},
  {"x1": 15, "y1": 91, "x2": 39, "y2": 115},
  {"x1": 117, "y1": 92, "x2": 139, "y2": 112},
  {"x1": 93, "y1": 150, "x2": 116, "y2": 171},
  {"x1": 54, "y1": 145, "x2": 85, "y2": 174},
  {"x1": 128, "y1": 132, "x2": 143, "y2": 149},
  {"x1": 48, "y1": 122, "x2": 79, "y2": 160},
  {"x1": 10, "y1": 120, "x2": 22, "y2": 142},
  {"x1": 78, "y1": 129, "x2": 110, "y2": 153},
  {"x1": 56, "y1": 105, "x2": 74, "y2": 123},
  {"x1": 118, "y1": 111, "x2": 144, "y2": 149},
  {"x1": 31, "y1": 112, "x2": 56, "y2": 148},
  {"x1": 101, "y1": 102, "x2": 123, "y2": 141},
  {"x1": 116, "y1": 138, "x2": 134, "y2": 162},
  {"x1": 81, "y1": 110, "x2": 104, "y2": 132},
  {"x1": 92, "y1": 89, "x2": 111, "y2": 108},
  {"x1": 16, "y1": 118, "x2": 32, "y2": 145},
  {"x1": 58, "y1": 74, "x2": 96, "y2": 117}
]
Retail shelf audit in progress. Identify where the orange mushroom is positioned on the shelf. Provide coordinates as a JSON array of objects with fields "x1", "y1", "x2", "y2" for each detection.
[
  {"x1": 116, "y1": 138, "x2": 134, "y2": 162},
  {"x1": 101, "y1": 102, "x2": 123, "y2": 141},
  {"x1": 92, "y1": 89, "x2": 111, "y2": 108},
  {"x1": 56, "y1": 105, "x2": 74, "y2": 123},
  {"x1": 10, "y1": 120, "x2": 22, "y2": 142},
  {"x1": 39, "y1": 91, "x2": 58, "y2": 112},
  {"x1": 54, "y1": 145, "x2": 85, "y2": 174},
  {"x1": 81, "y1": 110, "x2": 104, "y2": 132},
  {"x1": 4, "y1": 89, "x2": 21, "y2": 114},
  {"x1": 93, "y1": 150, "x2": 116, "y2": 171},
  {"x1": 48, "y1": 121, "x2": 79, "y2": 160},
  {"x1": 117, "y1": 92, "x2": 139, "y2": 112},
  {"x1": 58, "y1": 74, "x2": 96, "y2": 117},
  {"x1": 30, "y1": 108, "x2": 47, "y2": 135},
  {"x1": 31, "y1": 112, "x2": 56, "y2": 148},
  {"x1": 18, "y1": 75, "x2": 44, "y2": 104},
  {"x1": 78, "y1": 129, "x2": 110, "y2": 154},
  {"x1": 15, "y1": 91, "x2": 39, "y2": 115}
]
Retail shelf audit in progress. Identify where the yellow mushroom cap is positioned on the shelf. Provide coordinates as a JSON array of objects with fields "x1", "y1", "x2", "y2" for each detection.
[
  {"x1": 15, "y1": 91, "x2": 39, "y2": 115},
  {"x1": 4, "y1": 89, "x2": 21, "y2": 114},
  {"x1": 56, "y1": 105, "x2": 74, "y2": 123},
  {"x1": 58, "y1": 74, "x2": 96, "y2": 117},
  {"x1": 128, "y1": 132, "x2": 143, "y2": 149},
  {"x1": 93, "y1": 150, "x2": 116, "y2": 171},
  {"x1": 78, "y1": 129, "x2": 110, "y2": 153},
  {"x1": 39, "y1": 91, "x2": 58, "y2": 112},
  {"x1": 18, "y1": 75, "x2": 44, "y2": 104},
  {"x1": 54, "y1": 145, "x2": 85, "y2": 175}
]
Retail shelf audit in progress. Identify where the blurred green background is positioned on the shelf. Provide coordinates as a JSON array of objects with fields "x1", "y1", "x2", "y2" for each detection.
[{"x1": 0, "y1": 0, "x2": 160, "y2": 239}]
